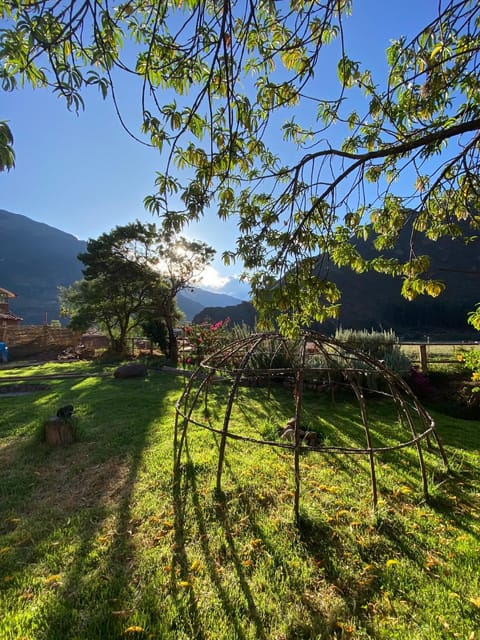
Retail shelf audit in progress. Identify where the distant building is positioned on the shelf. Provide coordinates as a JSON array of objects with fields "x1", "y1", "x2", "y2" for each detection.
[{"x1": 0, "y1": 287, "x2": 23, "y2": 327}]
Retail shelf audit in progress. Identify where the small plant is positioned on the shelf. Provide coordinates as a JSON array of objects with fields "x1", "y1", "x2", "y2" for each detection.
[
  {"x1": 259, "y1": 417, "x2": 279, "y2": 441},
  {"x1": 335, "y1": 327, "x2": 398, "y2": 358},
  {"x1": 182, "y1": 317, "x2": 231, "y2": 365},
  {"x1": 408, "y1": 365, "x2": 435, "y2": 397},
  {"x1": 459, "y1": 305, "x2": 480, "y2": 392},
  {"x1": 456, "y1": 349, "x2": 480, "y2": 392},
  {"x1": 335, "y1": 327, "x2": 411, "y2": 376}
]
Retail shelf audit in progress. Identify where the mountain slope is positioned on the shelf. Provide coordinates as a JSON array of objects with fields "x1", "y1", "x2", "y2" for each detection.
[
  {"x1": 177, "y1": 288, "x2": 244, "y2": 321},
  {"x1": 0, "y1": 209, "x2": 87, "y2": 323},
  {"x1": 2, "y1": 209, "x2": 478, "y2": 336},
  {"x1": 0, "y1": 210, "x2": 244, "y2": 324},
  {"x1": 193, "y1": 227, "x2": 480, "y2": 338},
  {"x1": 320, "y1": 224, "x2": 480, "y2": 336}
]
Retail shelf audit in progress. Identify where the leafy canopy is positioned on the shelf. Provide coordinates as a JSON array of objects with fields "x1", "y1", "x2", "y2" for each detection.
[
  {"x1": 61, "y1": 222, "x2": 166, "y2": 353},
  {"x1": 1, "y1": 0, "x2": 479, "y2": 331},
  {"x1": 60, "y1": 221, "x2": 214, "y2": 354}
]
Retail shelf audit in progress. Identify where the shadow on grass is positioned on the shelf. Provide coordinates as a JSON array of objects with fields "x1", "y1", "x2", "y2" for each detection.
[
  {"x1": 171, "y1": 380, "x2": 480, "y2": 639},
  {"x1": 0, "y1": 371, "x2": 179, "y2": 640},
  {"x1": 172, "y1": 434, "x2": 267, "y2": 640},
  {"x1": 3, "y1": 372, "x2": 472, "y2": 639}
]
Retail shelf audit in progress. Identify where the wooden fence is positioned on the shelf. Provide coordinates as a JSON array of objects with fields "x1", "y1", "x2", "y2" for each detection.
[
  {"x1": 1, "y1": 324, "x2": 478, "y2": 367},
  {"x1": 1, "y1": 324, "x2": 81, "y2": 359},
  {"x1": 399, "y1": 341, "x2": 479, "y2": 371}
]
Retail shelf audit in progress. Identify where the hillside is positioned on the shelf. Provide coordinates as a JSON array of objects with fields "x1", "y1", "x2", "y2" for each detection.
[
  {"x1": 194, "y1": 300, "x2": 257, "y2": 327},
  {"x1": 177, "y1": 288, "x2": 244, "y2": 321},
  {"x1": 325, "y1": 225, "x2": 480, "y2": 338},
  {"x1": 0, "y1": 209, "x2": 87, "y2": 324},
  {"x1": 194, "y1": 227, "x2": 480, "y2": 339},
  {"x1": 2, "y1": 209, "x2": 479, "y2": 337},
  {"x1": 0, "y1": 210, "x2": 243, "y2": 324}
]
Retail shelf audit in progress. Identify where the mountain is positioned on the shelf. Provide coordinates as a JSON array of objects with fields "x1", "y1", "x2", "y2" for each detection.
[
  {"x1": 177, "y1": 288, "x2": 244, "y2": 321},
  {"x1": 2, "y1": 208, "x2": 479, "y2": 337},
  {"x1": 0, "y1": 209, "x2": 87, "y2": 324},
  {"x1": 0, "y1": 209, "x2": 245, "y2": 324},
  {"x1": 193, "y1": 300, "x2": 257, "y2": 327},
  {"x1": 193, "y1": 226, "x2": 480, "y2": 339},
  {"x1": 320, "y1": 224, "x2": 480, "y2": 338}
]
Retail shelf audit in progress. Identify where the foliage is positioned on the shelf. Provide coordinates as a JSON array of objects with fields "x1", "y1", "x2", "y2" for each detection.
[
  {"x1": 334, "y1": 329, "x2": 410, "y2": 371},
  {"x1": 467, "y1": 302, "x2": 480, "y2": 331},
  {"x1": 60, "y1": 222, "x2": 165, "y2": 354},
  {"x1": 1, "y1": 1, "x2": 480, "y2": 330},
  {"x1": 0, "y1": 362, "x2": 480, "y2": 639},
  {"x1": 457, "y1": 349, "x2": 480, "y2": 392},
  {"x1": 334, "y1": 328, "x2": 411, "y2": 376},
  {"x1": 141, "y1": 317, "x2": 169, "y2": 353},
  {"x1": 60, "y1": 222, "x2": 213, "y2": 358},
  {"x1": 314, "y1": 329, "x2": 411, "y2": 390},
  {"x1": 457, "y1": 305, "x2": 480, "y2": 391},
  {"x1": 335, "y1": 328, "x2": 399, "y2": 359},
  {"x1": 381, "y1": 348, "x2": 412, "y2": 376},
  {"x1": 222, "y1": 324, "x2": 300, "y2": 370},
  {"x1": 230, "y1": 322, "x2": 257, "y2": 342},
  {"x1": 0, "y1": 120, "x2": 14, "y2": 170},
  {"x1": 182, "y1": 317, "x2": 230, "y2": 366},
  {"x1": 154, "y1": 236, "x2": 215, "y2": 364},
  {"x1": 247, "y1": 335, "x2": 299, "y2": 371}
]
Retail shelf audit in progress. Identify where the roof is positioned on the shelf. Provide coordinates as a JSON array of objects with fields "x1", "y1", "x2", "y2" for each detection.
[
  {"x1": 0, "y1": 287, "x2": 17, "y2": 298},
  {"x1": 0, "y1": 311, "x2": 23, "y2": 322}
]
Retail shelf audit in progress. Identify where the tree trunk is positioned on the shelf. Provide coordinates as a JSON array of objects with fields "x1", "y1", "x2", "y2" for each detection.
[
  {"x1": 166, "y1": 318, "x2": 178, "y2": 365},
  {"x1": 44, "y1": 417, "x2": 75, "y2": 445}
]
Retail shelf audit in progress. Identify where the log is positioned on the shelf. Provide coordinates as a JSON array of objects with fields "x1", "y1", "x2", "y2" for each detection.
[{"x1": 44, "y1": 416, "x2": 76, "y2": 445}]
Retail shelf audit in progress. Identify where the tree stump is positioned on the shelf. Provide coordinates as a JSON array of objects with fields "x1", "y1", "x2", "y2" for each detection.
[{"x1": 44, "y1": 416, "x2": 76, "y2": 445}]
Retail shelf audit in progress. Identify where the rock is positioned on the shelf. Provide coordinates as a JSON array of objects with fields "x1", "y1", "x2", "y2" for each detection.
[
  {"x1": 114, "y1": 363, "x2": 148, "y2": 379},
  {"x1": 44, "y1": 416, "x2": 76, "y2": 445}
]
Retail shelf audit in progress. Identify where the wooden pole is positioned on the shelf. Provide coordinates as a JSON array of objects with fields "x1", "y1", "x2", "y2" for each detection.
[{"x1": 419, "y1": 344, "x2": 428, "y2": 372}]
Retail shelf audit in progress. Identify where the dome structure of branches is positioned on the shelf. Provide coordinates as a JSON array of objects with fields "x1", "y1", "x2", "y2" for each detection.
[{"x1": 174, "y1": 331, "x2": 448, "y2": 521}]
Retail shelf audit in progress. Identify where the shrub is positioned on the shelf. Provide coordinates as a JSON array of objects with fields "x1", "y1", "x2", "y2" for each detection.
[
  {"x1": 335, "y1": 328, "x2": 411, "y2": 376},
  {"x1": 334, "y1": 327, "x2": 398, "y2": 358},
  {"x1": 182, "y1": 318, "x2": 231, "y2": 365},
  {"x1": 457, "y1": 349, "x2": 480, "y2": 393}
]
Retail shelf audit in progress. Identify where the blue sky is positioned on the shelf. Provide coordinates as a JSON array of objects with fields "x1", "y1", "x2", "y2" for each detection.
[{"x1": 0, "y1": 1, "x2": 436, "y2": 299}]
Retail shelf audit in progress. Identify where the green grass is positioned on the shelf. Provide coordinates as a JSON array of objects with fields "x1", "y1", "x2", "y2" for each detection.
[{"x1": 0, "y1": 362, "x2": 479, "y2": 639}]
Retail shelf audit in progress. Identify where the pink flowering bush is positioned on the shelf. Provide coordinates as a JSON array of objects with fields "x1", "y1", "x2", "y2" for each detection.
[{"x1": 182, "y1": 318, "x2": 231, "y2": 366}]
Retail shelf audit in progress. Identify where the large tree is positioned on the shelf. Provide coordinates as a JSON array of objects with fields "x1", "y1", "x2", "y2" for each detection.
[
  {"x1": 61, "y1": 222, "x2": 214, "y2": 358},
  {"x1": 2, "y1": 1, "x2": 479, "y2": 331},
  {"x1": 156, "y1": 236, "x2": 215, "y2": 364},
  {"x1": 61, "y1": 222, "x2": 164, "y2": 353}
]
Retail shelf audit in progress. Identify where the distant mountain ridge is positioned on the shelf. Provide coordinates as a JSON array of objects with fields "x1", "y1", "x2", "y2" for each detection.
[
  {"x1": 177, "y1": 288, "x2": 244, "y2": 321},
  {"x1": 194, "y1": 224, "x2": 480, "y2": 339},
  {"x1": 2, "y1": 209, "x2": 479, "y2": 337},
  {"x1": 0, "y1": 209, "x2": 87, "y2": 324},
  {"x1": 0, "y1": 209, "x2": 244, "y2": 323}
]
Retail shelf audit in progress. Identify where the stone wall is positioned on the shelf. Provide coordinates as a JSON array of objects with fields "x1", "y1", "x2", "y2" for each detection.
[{"x1": 1, "y1": 324, "x2": 81, "y2": 358}]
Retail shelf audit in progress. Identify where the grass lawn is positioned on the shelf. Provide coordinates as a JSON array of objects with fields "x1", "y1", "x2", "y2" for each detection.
[{"x1": 0, "y1": 360, "x2": 479, "y2": 639}]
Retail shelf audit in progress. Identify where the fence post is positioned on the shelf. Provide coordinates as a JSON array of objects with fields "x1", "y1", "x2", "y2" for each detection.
[
  {"x1": 42, "y1": 324, "x2": 49, "y2": 348},
  {"x1": 419, "y1": 344, "x2": 428, "y2": 372}
]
